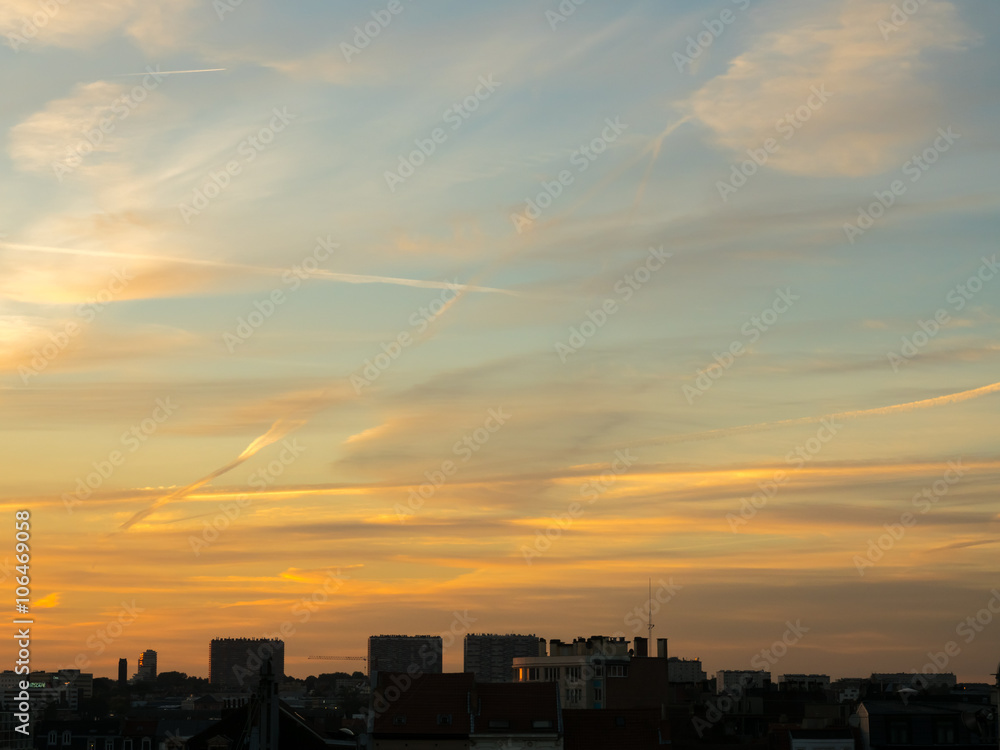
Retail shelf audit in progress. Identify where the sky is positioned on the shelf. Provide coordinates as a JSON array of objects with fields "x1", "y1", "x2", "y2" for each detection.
[{"x1": 2, "y1": 0, "x2": 999, "y2": 685}]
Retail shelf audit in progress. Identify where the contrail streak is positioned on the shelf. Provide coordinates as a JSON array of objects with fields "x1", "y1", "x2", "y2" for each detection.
[
  {"x1": 629, "y1": 380, "x2": 1000, "y2": 447},
  {"x1": 0, "y1": 241, "x2": 513, "y2": 294},
  {"x1": 115, "y1": 68, "x2": 227, "y2": 76},
  {"x1": 117, "y1": 416, "x2": 309, "y2": 531}
]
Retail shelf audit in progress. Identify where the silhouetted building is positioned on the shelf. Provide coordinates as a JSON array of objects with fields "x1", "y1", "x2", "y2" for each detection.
[
  {"x1": 187, "y1": 659, "x2": 356, "y2": 748},
  {"x1": 563, "y1": 707, "x2": 667, "y2": 749},
  {"x1": 513, "y1": 635, "x2": 672, "y2": 713},
  {"x1": 870, "y1": 672, "x2": 957, "y2": 691},
  {"x1": 136, "y1": 649, "x2": 157, "y2": 682},
  {"x1": 370, "y1": 672, "x2": 561, "y2": 748},
  {"x1": 717, "y1": 669, "x2": 771, "y2": 694},
  {"x1": 668, "y1": 656, "x2": 707, "y2": 683},
  {"x1": 464, "y1": 633, "x2": 543, "y2": 682},
  {"x1": 368, "y1": 635, "x2": 442, "y2": 675},
  {"x1": 210, "y1": 637, "x2": 285, "y2": 690},
  {"x1": 118, "y1": 658, "x2": 127, "y2": 686},
  {"x1": 781, "y1": 673, "x2": 831, "y2": 692},
  {"x1": 858, "y1": 699, "x2": 996, "y2": 750}
]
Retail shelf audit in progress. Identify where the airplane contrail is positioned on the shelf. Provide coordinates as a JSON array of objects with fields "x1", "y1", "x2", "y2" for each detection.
[
  {"x1": 117, "y1": 415, "x2": 311, "y2": 531},
  {"x1": 629, "y1": 380, "x2": 1000, "y2": 447},
  {"x1": 0, "y1": 241, "x2": 514, "y2": 295},
  {"x1": 115, "y1": 68, "x2": 227, "y2": 77}
]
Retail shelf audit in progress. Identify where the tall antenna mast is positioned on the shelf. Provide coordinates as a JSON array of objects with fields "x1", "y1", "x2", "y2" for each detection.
[{"x1": 648, "y1": 577, "x2": 654, "y2": 640}]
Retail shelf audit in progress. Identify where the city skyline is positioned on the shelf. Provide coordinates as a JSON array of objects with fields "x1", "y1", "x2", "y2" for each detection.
[{"x1": 2, "y1": 0, "x2": 999, "y2": 690}]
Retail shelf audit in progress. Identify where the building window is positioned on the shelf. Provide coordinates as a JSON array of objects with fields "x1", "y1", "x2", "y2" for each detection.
[
  {"x1": 543, "y1": 667, "x2": 559, "y2": 681},
  {"x1": 124, "y1": 741, "x2": 134, "y2": 750},
  {"x1": 594, "y1": 688, "x2": 603, "y2": 701},
  {"x1": 437, "y1": 714, "x2": 452, "y2": 726},
  {"x1": 63, "y1": 731, "x2": 72, "y2": 745},
  {"x1": 488, "y1": 719, "x2": 510, "y2": 730},
  {"x1": 594, "y1": 665, "x2": 604, "y2": 677},
  {"x1": 392, "y1": 715, "x2": 406, "y2": 726},
  {"x1": 936, "y1": 721, "x2": 956, "y2": 744},
  {"x1": 608, "y1": 664, "x2": 628, "y2": 677},
  {"x1": 142, "y1": 739, "x2": 152, "y2": 750},
  {"x1": 532, "y1": 720, "x2": 554, "y2": 730},
  {"x1": 565, "y1": 687, "x2": 582, "y2": 703},
  {"x1": 48, "y1": 731, "x2": 57, "y2": 746},
  {"x1": 566, "y1": 666, "x2": 582, "y2": 682},
  {"x1": 106, "y1": 741, "x2": 114, "y2": 750},
  {"x1": 889, "y1": 720, "x2": 910, "y2": 744}
]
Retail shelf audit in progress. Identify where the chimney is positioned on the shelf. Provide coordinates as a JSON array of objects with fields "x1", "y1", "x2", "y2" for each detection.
[
  {"x1": 656, "y1": 638, "x2": 668, "y2": 659},
  {"x1": 634, "y1": 637, "x2": 648, "y2": 657}
]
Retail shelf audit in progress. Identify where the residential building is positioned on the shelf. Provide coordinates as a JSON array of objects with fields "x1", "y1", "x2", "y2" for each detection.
[
  {"x1": 781, "y1": 674, "x2": 832, "y2": 692},
  {"x1": 717, "y1": 669, "x2": 771, "y2": 694},
  {"x1": 857, "y1": 699, "x2": 996, "y2": 750},
  {"x1": 668, "y1": 656, "x2": 707, "y2": 683},
  {"x1": 464, "y1": 633, "x2": 544, "y2": 682},
  {"x1": 135, "y1": 649, "x2": 157, "y2": 682},
  {"x1": 209, "y1": 638, "x2": 285, "y2": 690},
  {"x1": 368, "y1": 634, "x2": 442, "y2": 675},
  {"x1": 369, "y1": 671, "x2": 562, "y2": 749}
]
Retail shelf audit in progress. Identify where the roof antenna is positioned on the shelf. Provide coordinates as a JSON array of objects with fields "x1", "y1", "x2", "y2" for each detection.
[{"x1": 648, "y1": 578, "x2": 654, "y2": 640}]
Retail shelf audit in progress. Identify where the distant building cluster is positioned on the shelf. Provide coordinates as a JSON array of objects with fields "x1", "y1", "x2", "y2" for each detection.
[{"x1": 0, "y1": 632, "x2": 996, "y2": 749}]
